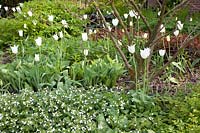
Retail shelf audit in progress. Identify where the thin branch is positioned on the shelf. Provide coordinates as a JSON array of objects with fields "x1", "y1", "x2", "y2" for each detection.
[
  {"x1": 111, "y1": 1, "x2": 132, "y2": 45},
  {"x1": 128, "y1": 0, "x2": 152, "y2": 35}
]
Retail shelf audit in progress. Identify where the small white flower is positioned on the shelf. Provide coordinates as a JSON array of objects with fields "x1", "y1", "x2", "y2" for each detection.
[
  {"x1": 32, "y1": 20, "x2": 37, "y2": 26},
  {"x1": 35, "y1": 37, "x2": 42, "y2": 46},
  {"x1": 48, "y1": 15, "x2": 54, "y2": 22},
  {"x1": 93, "y1": 30, "x2": 97, "y2": 34},
  {"x1": 59, "y1": 31, "x2": 64, "y2": 38},
  {"x1": 16, "y1": 6, "x2": 21, "y2": 13},
  {"x1": 82, "y1": 33, "x2": 88, "y2": 41},
  {"x1": 0, "y1": 113, "x2": 3, "y2": 120},
  {"x1": 61, "y1": 20, "x2": 68, "y2": 28},
  {"x1": 24, "y1": 24, "x2": 27, "y2": 29},
  {"x1": 166, "y1": 35, "x2": 170, "y2": 42},
  {"x1": 83, "y1": 14, "x2": 87, "y2": 20},
  {"x1": 12, "y1": 7, "x2": 16, "y2": 12},
  {"x1": 34, "y1": 54, "x2": 40, "y2": 62},
  {"x1": 175, "y1": 17, "x2": 178, "y2": 21},
  {"x1": 122, "y1": 29, "x2": 125, "y2": 33},
  {"x1": 53, "y1": 34, "x2": 59, "y2": 41},
  {"x1": 83, "y1": 49, "x2": 88, "y2": 56},
  {"x1": 4, "y1": 6, "x2": 8, "y2": 11},
  {"x1": 140, "y1": 48, "x2": 151, "y2": 59},
  {"x1": 27, "y1": 10, "x2": 33, "y2": 17},
  {"x1": 108, "y1": 26, "x2": 112, "y2": 31},
  {"x1": 129, "y1": 21, "x2": 133, "y2": 26},
  {"x1": 124, "y1": 13, "x2": 128, "y2": 19},
  {"x1": 177, "y1": 21, "x2": 184, "y2": 30},
  {"x1": 189, "y1": 17, "x2": 193, "y2": 22},
  {"x1": 160, "y1": 24, "x2": 166, "y2": 33},
  {"x1": 18, "y1": 30, "x2": 23, "y2": 37},
  {"x1": 173, "y1": 30, "x2": 179, "y2": 37},
  {"x1": 128, "y1": 45, "x2": 136, "y2": 54},
  {"x1": 159, "y1": 49, "x2": 166, "y2": 56},
  {"x1": 158, "y1": 11, "x2": 161, "y2": 16},
  {"x1": 112, "y1": 18, "x2": 119, "y2": 27},
  {"x1": 10, "y1": 45, "x2": 19, "y2": 54},
  {"x1": 0, "y1": 5, "x2": 1, "y2": 8},
  {"x1": 143, "y1": 33, "x2": 148, "y2": 39}
]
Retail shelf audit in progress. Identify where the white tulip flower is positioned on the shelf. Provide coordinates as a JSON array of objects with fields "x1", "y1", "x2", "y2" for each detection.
[
  {"x1": 10, "y1": 45, "x2": 19, "y2": 54},
  {"x1": 158, "y1": 11, "x2": 161, "y2": 16},
  {"x1": 160, "y1": 24, "x2": 166, "y2": 33},
  {"x1": 16, "y1": 6, "x2": 21, "y2": 13},
  {"x1": 24, "y1": 24, "x2": 27, "y2": 29},
  {"x1": 140, "y1": 48, "x2": 151, "y2": 59},
  {"x1": 173, "y1": 30, "x2": 179, "y2": 37},
  {"x1": 83, "y1": 49, "x2": 88, "y2": 56},
  {"x1": 177, "y1": 21, "x2": 184, "y2": 30},
  {"x1": 48, "y1": 15, "x2": 54, "y2": 22},
  {"x1": 59, "y1": 31, "x2": 64, "y2": 38},
  {"x1": 53, "y1": 34, "x2": 59, "y2": 41},
  {"x1": 12, "y1": 7, "x2": 16, "y2": 12},
  {"x1": 27, "y1": 10, "x2": 33, "y2": 17},
  {"x1": 34, "y1": 54, "x2": 40, "y2": 62},
  {"x1": 128, "y1": 45, "x2": 136, "y2": 54},
  {"x1": 4, "y1": 6, "x2": 8, "y2": 11},
  {"x1": 35, "y1": 37, "x2": 42, "y2": 46},
  {"x1": 82, "y1": 33, "x2": 88, "y2": 41},
  {"x1": 112, "y1": 18, "x2": 119, "y2": 27},
  {"x1": 129, "y1": 10, "x2": 136, "y2": 18},
  {"x1": 159, "y1": 49, "x2": 166, "y2": 57},
  {"x1": 124, "y1": 13, "x2": 128, "y2": 19},
  {"x1": 129, "y1": 21, "x2": 133, "y2": 27},
  {"x1": 143, "y1": 33, "x2": 148, "y2": 39},
  {"x1": 18, "y1": 30, "x2": 23, "y2": 37},
  {"x1": 83, "y1": 14, "x2": 87, "y2": 20},
  {"x1": 166, "y1": 35, "x2": 170, "y2": 42}
]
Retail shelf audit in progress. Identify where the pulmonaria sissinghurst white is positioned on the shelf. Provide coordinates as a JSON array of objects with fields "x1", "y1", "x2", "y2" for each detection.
[
  {"x1": 177, "y1": 21, "x2": 184, "y2": 30},
  {"x1": 34, "y1": 54, "x2": 40, "y2": 62},
  {"x1": 35, "y1": 37, "x2": 42, "y2": 46},
  {"x1": 10, "y1": 45, "x2": 19, "y2": 54},
  {"x1": 18, "y1": 30, "x2": 23, "y2": 37},
  {"x1": 53, "y1": 34, "x2": 59, "y2": 41},
  {"x1": 159, "y1": 49, "x2": 166, "y2": 57},
  {"x1": 124, "y1": 13, "x2": 128, "y2": 19},
  {"x1": 112, "y1": 18, "x2": 119, "y2": 27},
  {"x1": 83, "y1": 49, "x2": 88, "y2": 56},
  {"x1": 27, "y1": 10, "x2": 33, "y2": 17},
  {"x1": 82, "y1": 33, "x2": 88, "y2": 41},
  {"x1": 140, "y1": 48, "x2": 151, "y2": 59},
  {"x1": 128, "y1": 45, "x2": 136, "y2": 54},
  {"x1": 160, "y1": 24, "x2": 166, "y2": 33},
  {"x1": 166, "y1": 35, "x2": 170, "y2": 42},
  {"x1": 173, "y1": 30, "x2": 179, "y2": 37},
  {"x1": 48, "y1": 15, "x2": 54, "y2": 22}
]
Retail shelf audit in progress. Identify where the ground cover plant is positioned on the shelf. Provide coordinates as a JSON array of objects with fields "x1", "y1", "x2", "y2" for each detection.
[{"x1": 0, "y1": 0, "x2": 200, "y2": 132}]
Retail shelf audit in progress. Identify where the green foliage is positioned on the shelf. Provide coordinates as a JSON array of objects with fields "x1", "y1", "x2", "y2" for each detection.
[
  {"x1": 0, "y1": 0, "x2": 83, "y2": 48},
  {"x1": 0, "y1": 86, "x2": 200, "y2": 132},
  {"x1": 70, "y1": 55, "x2": 124, "y2": 87}
]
